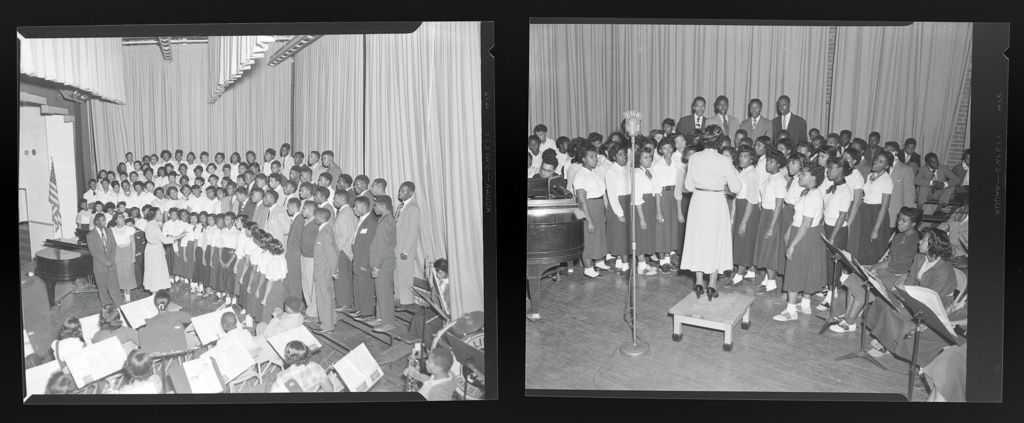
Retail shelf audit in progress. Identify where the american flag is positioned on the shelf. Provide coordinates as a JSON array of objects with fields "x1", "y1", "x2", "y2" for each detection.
[{"x1": 49, "y1": 158, "x2": 62, "y2": 236}]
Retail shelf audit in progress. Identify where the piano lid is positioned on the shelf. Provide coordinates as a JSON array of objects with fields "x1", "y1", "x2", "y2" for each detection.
[{"x1": 43, "y1": 238, "x2": 90, "y2": 251}]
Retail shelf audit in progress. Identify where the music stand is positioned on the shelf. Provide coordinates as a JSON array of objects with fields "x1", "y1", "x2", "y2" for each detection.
[
  {"x1": 833, "y1": 252, "x2": 898, "y2": 371},
  {"x1": 817, "y1": 235, "x2": 848, "y2": 334},
  {"x1": 445, "y1": 332, "x2": 484, "y2": 398},
  {"x1": 888, "y1": 286, "x2": 963, "y2": 401}
]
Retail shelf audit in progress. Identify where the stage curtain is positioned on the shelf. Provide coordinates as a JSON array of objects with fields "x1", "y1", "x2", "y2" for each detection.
[
  {"x1": 293, "y1": 34, "x2": 365, "y2": 174},
  {"x1": 830, "y1": 22, "x2": 972, "y2": 163},
  {"x1": 529, "y1": 24, "x2": 830, "y2": 139},
  {"x1": 19, "y1": 35, "x2": 127, "y2": 105},
  {"x1": 365, "y1": 22, "x2": 483, "y2": 317},
  {"x1": 91, "y1": 43, "x2": 292, "y2": 171},
  {"x1": 207, "y1": 36, "x2": 276, "y2": 103}
]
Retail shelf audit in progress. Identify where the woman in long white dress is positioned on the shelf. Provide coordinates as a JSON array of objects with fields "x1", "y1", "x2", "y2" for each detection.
[
  {"x1": 678, "y1": 125, "x2": 742, "y2": 301},
  {"x1": 143, "y1": 208, "x2": 186, "y2": 292}
]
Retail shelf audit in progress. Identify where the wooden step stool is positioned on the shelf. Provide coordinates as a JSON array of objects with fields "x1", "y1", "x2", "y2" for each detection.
[{"x1": 669, "y1": 291, "x2": 755, "y2": 352}]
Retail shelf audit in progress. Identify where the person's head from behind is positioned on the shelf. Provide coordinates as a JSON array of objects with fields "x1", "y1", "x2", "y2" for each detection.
[
  {"x1": 99, "y1": 304, "x2": 125, "y2": 332},
  {"x1": 124, "y1": 349, "x2": 154, "y2": 383},
  {"x1": 154, "y1": 289, "x2": 171, "y2": 311},
  {"x1": 282, "y1": 340, "x2": 311, "y2": 369},
  {"x1": 427, "y1": 346, "x2": 454, "y2": 377},
  {"x1": 46, "y1": 371, "x2": 77, "y2": 394},
  {"x1": 220, "y1": 311, "x2": 239, "y2": 333},
  {"x1": 434, "y1": 258, "x2": 449, "y2": 280},
  {"x1": 59, "y1": 316, "x2": 84, "y2": 342},
  {"x1": 897, "y1": 207, "x2": 921, "y2": 234}
]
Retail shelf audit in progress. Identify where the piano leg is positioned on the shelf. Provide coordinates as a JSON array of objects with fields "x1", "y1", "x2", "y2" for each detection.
[{"x1": 41, "y1": 276, "x2": 59, "y2": 310}]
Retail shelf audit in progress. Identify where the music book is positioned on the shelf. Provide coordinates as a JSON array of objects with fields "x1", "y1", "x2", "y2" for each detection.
[
  {"x1": 24, "y1": 330, "x2": 33, "y2": 358},
  {"x1": 63, "y1": 337, "x2": 128, "y2": 388},
  {"x1": 191, "y1": 308, "x2": 240, "y2": 345},
  {"x1": 200, "y1": 338, "x2": 255, "y2": 382},
  {"x1": 25, "y1": 359, "x2": 63, "y2": 396},
  {"x1": 182, "y1": 356, "x2": 225, "y2": 393},
  {"x1": 847, "y1": 255, "x2": 898, "y2": 310},
  {"x1": 413, "y1": 287, "x2": 450, "y2": 322},
  {"x1": 267, "y1": 326, "x2": 322, "y2": 359},
  {"x1": 79, "y1": 313, "x2": 100, "y2": 345},
  {"x1": 119, "y1": 297, "x2": 159, "y2": 329},
  {"x1": 332, "y1": 343, "x2": 383, "y2": 393}
]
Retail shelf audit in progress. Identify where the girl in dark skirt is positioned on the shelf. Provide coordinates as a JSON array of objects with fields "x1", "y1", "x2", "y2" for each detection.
[
  {"x1": 731, "y1": 145, "x2": 762, "y2": 284},
  {"x1": 652, "y1": 139, "x2": 684, "y2": 273},
  {"x1": 173, "y1": 209, "x2": 191, "y2": 285},
  {"x1": 774, "y1": 164, "x2": 827, "y2": 321},
  {"x1": 632, "y1": 146, "x2": 660, "y2": 276},
  {"x1": 232, "y1": 217, "x2": 254, "y2": 305},
  {"x1": 251, "y1": 231, "x2": 274, "y2": 321},
  {"x1": 604, "y1": 143, "x2": 632, "y2": 271},
  {"x1": 675, "y1": 145, "x2": 701, "y2": 254},
  {"x1": 180, "y1": 212, "x2": 199, "y2": 289},
  {"x1": 218, "y1": 212, "x2": 239, "y2": 305},
  {"x1": 244, "y1": 230, "x2": 270, "y2": 314},
  {"x1": 235, "y1": 221, "x2": 257, "y2": 311},
  {"x1": 573, "y1": 143, "x2": 610, "y2": 278},
  {"x1": 840, "y1": 149, "x2": 866, "y2": 267},
  {"x1": 192, "y1": 212, "x2": 208, "y2": 294},
  {"x1": 817, "y1": 157, "x2": 854, "y2": 311},
  {"x1": 207, "y1": 214, "x2": 224, "y2": 301},
  {"x1": 752, "y1": 150, "x2": 789, "y2": 292},
  {"x1": 259, "y1": 239, "x2": 288, "y2": 323},
  {"x1": 778, "y1": 153, "x2": 806, "y2": 278},
  {"x1": 854, "y1": 151, "x2": 895, "y2": 264},
  {"x1": 128, "y1": 217, "x2": 147, "y2": 291}
]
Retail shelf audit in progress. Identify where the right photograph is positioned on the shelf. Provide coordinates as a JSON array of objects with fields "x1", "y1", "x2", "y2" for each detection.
[{"x1": 526, "y1": 20, "x2": 977, "y2": 400}]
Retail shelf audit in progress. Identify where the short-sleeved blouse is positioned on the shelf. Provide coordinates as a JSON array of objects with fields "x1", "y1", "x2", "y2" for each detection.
[
  {"x1": 758, "y1": 172, "x2": 788, "y2": 210},
  {"x1": 862, "y1": 172, "x2": 894, "y2": 205},
  {"x1": 792, "y1": 189, "x2": 824, "y2": 227}
]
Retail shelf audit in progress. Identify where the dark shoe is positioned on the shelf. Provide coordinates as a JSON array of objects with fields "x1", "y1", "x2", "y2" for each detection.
[
  {"x1": 659, "y1": 264, "x2": 673, "y2": 274},
  {"x1": 365, "y1": 318, "x2": 383, "y2": 327},
  {"x1": 694, "y1": 284, "x2": 705, "y2": 299},
  {"x1": 372, "y1": 323, "x2": 398, "y2": 333},
  {"x1": 706, "y1": 287, "x2": 719, "y2": 302}
]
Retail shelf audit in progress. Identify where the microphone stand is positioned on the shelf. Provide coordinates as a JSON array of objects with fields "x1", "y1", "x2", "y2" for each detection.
[{"x1": 620, "y1": 134, "x2": 649, "y2": 357}]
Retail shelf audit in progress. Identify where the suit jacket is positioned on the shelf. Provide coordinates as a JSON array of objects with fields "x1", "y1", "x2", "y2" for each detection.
[
  {"x1": 265, "y1": 204, "x2": 291, "y2": 242},
  {"x1": 370, "y1": 213, "x2": 397, "y2": 272},
  {"x1": 286, "y1": 214, "x2": 305, "y2": 257},
  {"x1": 240, "y1": 199, "x2": 257, "y2": 221},
  {"x1": 346, "y1": 187, "x2": 358, "y2": 208},
  {"x1": 887, "y1": 161, "x2": 917, "y2": 224},
  {"x1": 771, "y1": 114, "x2": 808, "y2": 143},
  {"x1": 704, "y1": 114, "x2": 741, "y2": 137},
  {"x1": 352, "y1": 214, "x2": 379, "y2": 276},
  {"x1": 395, "y1": 197, "x2": 421, "y2": 258},
  {"x1": 86, "y1": 227, "x2": 118, "y2": 269},
  {"x1": 914, "y1": 164, "x2": 961, "y2": 188},
  {"x1": 252, "y1": 204, "x2": 270, "y2": 229},
  {"x1": 312, "y1": 222, "x2": 338, "y2": 281},
  {"x1": 897, "y1": 150, "x2": 922, "y2": 170},
  {"x1": 675, "y1": 114, "x2": 707, "y2": 134},
  {"x1": 738, "y1": 116, "x2": 773, "y2": 140},
  {"x1": 950, "y1": 162, "x2": 968, "y2": 187}
]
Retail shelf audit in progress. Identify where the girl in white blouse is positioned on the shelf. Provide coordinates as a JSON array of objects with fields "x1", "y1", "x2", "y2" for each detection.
[
  {"x1": 207, "y1": 214, "x2": 225, "y2": 302},
  {"x1": 259, "y1": 239, "x2": 289, "y2": 323},
  {"x1": 218, "y1": 213, "x2": 240, "y2": 305},
  {"x1": 252, "y1": 232, "x2": 275, "y2": 320},
  {"x1": 235, "y1": 221, "x2": 259, "y2": 309},
  {"x1": 651, "y1": 139, "x2": 685, "y2": 273},
  {"x1": 841, "y1": 149, "x2": 867, "y2": 264},
  {"x1": 632, "y1": 146, "x2": 661, "y2": 276},
  {"x1": 180, "y1": 212, "x2": 199, "y2": 291},
  {"x1": 244, "y1": 230, "x2": 270, "y2": 315},
  {"x1": 193, "y1": 212, "x2": 210, "y2": 295},
  {"x1": 731, "y1": 145, "x2": 762, "y2": 284},
  {"x1": 817, "y1": 157, "x2": 854, "y2": 311},
  {"x1": 853, "y1": 151, "x2": 895, "y2": 265},
  {"x1": 111, "y1": 213, "x2": 137, "y2": 303},
  {"x1": 779, "y1": 154, "x2": 806, "y2": 274},
  {"x1": 751, "y1": 150, "x2": 790, "y2": 293},
  {"x1": 774, "y1": 165, "x2": 828, "y2": 321},
  {"x1": 604, "y1": 143, "x2": 632, "y2": 271},
  {"x1": 573, "y1": 143, "x2": 611, "y2": 278}
]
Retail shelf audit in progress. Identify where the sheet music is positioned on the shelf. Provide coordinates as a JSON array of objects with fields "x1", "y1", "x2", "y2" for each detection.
[
  {"x1": 119, "y1": 297, "x2": 159, "y2": 329},
  {"x1": 904, "y1": 286, "x2": 958, "y2": 337},
  {"x1": 63, "y1": 337, "x2": 128, "y2": 388},
  {"x1": 268, "y1": 326, "x2": 322, "y2": 359},
  {"x1": 201, "y1": 339, "x2": 255, "y2": 382},
  {"x1": 79, "y1": 313, "x2": 100, "y2": 345},
  {"x1": 25, "y1": 359, "x2": 62, "y2": 396},
  {"x1": 332, "y1": 343, "x2": 383, "y2": 392},
  {"x1": 182, "y1": 356, "x2": 224, "y2": 393},
  {"x1": 191, "y1": 308, "x2": 237, "y2": 345}
]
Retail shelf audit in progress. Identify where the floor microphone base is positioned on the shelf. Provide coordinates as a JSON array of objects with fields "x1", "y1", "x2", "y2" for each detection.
[{"x1": 619, "y1": 339, "x2": 650, "y2": 357}]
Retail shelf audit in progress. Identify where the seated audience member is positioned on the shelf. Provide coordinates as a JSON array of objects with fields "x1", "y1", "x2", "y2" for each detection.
[
  {"x1": 268, "y1": 340, "x2": 335, "y2": 392},
  {"x1": 937, "y1": 204, "x2": 968, "y2": 259},
  {"x1": 863, "y1": 228, "x2": 958, "y2": 361},
  {"x1": 951, "y1": 149, "x2": 969, "y2": 203},
  {"x1": 51, "y1": 316, "x2": 87, "y2": 364},
  {"x1": 915, "y1": 153, "x2": 961, "y2": 210},
  {"x1": 257, "y1": 296, "x2": 305, "y2": 340},
  {"x1": 116, "y1": 349, "x2": 164, "y2": 394},
  {"x1": 217, "y1": 311, "x2": 260, "y2": 358},
  {"x1": 898, "y1": 138, "x2": 922, "y2": 172},
  {"x1": 404, "y1": 346, "x2": 457, "y2": 401},
  {"x1": 93, "y1": 304, "x2": 140, "y2": 346},
  {"x1": 46, "y1": 372, "x2": 78, "y2": 394},
  {"x1": 409, "y1": 259, "x2": 451, "y2": 345},
  {"x1": 144, "y1": 289, "x2": 201, "y2": 348}
]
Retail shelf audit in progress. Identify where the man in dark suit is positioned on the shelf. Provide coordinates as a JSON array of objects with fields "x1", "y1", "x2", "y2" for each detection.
[
  {"x1": 239, "y1": 186, "x2": 256, "y2": 221},
  {"x1": 898, "y1": 138, "x2": 922, "y2": 173},
  {"x1": 284, "y1": 198, "x2": 305, "y2": 299},
  {"x1": 86, "y1": 214, "x2": 122, "y2": 307},
  {"x1": 354, "y1": 175, "x2": 375, "y2": 205},
  {"x1": 298, "y1": 201, "x2": 320, "y2": 318},
  {"x1": 951, "y1": 149, "x2": 970, "y2": 203},
  {"x1": 394, "y1": 183, "x2": 421, "y2": 309},
  {"x1": 677, "y1": 96, "x2": 708, "y2": 134},
  {"x1": 332, "y1": 191, "x2": 357, "y2": 315},
  {"x1": 369, "y1": 195, "x2": 398, "y2": 332},
  {"x1": 866, "y1": 132, "x2": 884, "y2": 162},
  {"x1": 704, "y1": 95, "x2": 741, "y2": 136},
  {"x1": 310, "y1": 207, "x2": 338, "y2": 333},
  {"x1": 915, "y1": 152, "x2": 961, "y2": 209},
  {"x1": 738, "y1": 98, "x2": 774, "y2": 140},
  {"x1": 350, "y1": 196, "x2": 379, "y2": 320},
  {"x1": 251, "y1": 188, "x2": 270, "y2": 229},
  {"x1": 771, "y1": 95, "x2": 808, "y2": 143}
]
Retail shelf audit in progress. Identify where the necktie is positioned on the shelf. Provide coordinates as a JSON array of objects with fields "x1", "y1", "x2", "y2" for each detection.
[
  {"x1": 100, "y1": 230, "x2": 107, "y2": 251},
  {"x1": 931, "y1": 168, "x2": 938, "y2": 181},
  {"x1": 783, "y1": 115, "x2": 789, "y2": 129},
  {"x1": 722, "y1": 115, "x2": 728, "y2": 132},
  {"x1": 696, "y1": 116, "x2": 701, "y2": 128},
  {"x1": 396, "y1": 201, "x2": 405, "y2": 219},
  {"x1": 752, "y1": 117, "x2": 757, "y2": 128}
]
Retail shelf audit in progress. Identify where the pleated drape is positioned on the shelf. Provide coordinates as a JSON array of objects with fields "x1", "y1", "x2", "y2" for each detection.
[
  {"x1": 529, "y1": 24, "x2": 829, "y2": 138},
  {"x1": 365, "y1": 22, "x2": 483, "y2": 317},
  {"x1": 830, "y1": 22, "x2": 972, "y2": 163},
  {"x1": 19, "y1": 36, "x2": 127, "y2": 104},
  {"x1": 293, "y1": 34, "x2": 365, "y2": 174},
  {"x1": 207, "y1": 36, "x2": 277, "y2": 103}
]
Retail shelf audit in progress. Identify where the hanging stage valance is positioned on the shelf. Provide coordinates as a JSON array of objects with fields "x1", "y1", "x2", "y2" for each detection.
[
  {"x1": 18, "y1": 34, "x2": 128, "y2": 105},
  {"x1": 207, "y1": 35, "x2": 276, "y2": 104}
]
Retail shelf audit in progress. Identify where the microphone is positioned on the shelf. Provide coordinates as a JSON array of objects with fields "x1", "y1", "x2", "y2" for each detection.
[{"x1": 623, "y1": 111, "x2": 643, "y2": 138}]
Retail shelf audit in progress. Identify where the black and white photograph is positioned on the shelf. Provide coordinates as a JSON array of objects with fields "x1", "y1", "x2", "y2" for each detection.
[
  {"x1": 18, "y1": 21, "x2": 493, "y2": 401},
  {"x1": 526, "y1": 20, "x2": 1005, "y2": 402}
]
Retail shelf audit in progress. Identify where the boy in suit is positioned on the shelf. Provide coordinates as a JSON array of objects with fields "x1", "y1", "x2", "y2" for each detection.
[
  {"x1": 310, "y1": 207, "x2": 339, "y2": 333},
  {"x1": 369, "y1": 195, "x2": 398, "y2": 332},
  {"x1": 298, "y1": 201, "x2": 320, "y2": 318},
  {"x1": 284, "y1": 198, "x2": 305, "y2": 297},
  {"x1": 393, "y1": 182, "x2": 421, "y2": 309},
  {"x1": 251, "y1": 188, "x2": 270, "y2": 229},
  {"x1": 738, "y1": 98, "x2": 773, "y2": 140},
  {"x1": 331, "y1": 190, "x2": 357, "y2": 315},
  {"x1": 268, "y1": 174, "x2": 287, "y2": 208},
  {"x1": 898, "y1": 138, "x2": 922, "y2": 172},
  {"x1": 338, "y1": 174, "x2": 357, "y2": 208},
  {"x1": 319, "y1": 150, "x2": 343, "y2": 188},
  {"x1": 87, "y1": 214, "x2": 122, "y2": 307},
  {"x1": 350, "y1": 196, "x2": 379, "y2": 320},
  {"x1": 264, "y1": 190, "x2": 290, "y2": 242},
  {"x1": 915, "y1": 153, "x2": 961, "y2": 211},
  {"x1": 704, "y1": 95, "x2": 740, "y2": 135},
  {"x1": 314, "y1": 187, "x2": 334, "y2": 219},
  {"x1": 354, "y1": 175, "x2": 374, "y2": 204},
  {"x1": 883, "y1": 142, "x2": 917, "y2": 230},
  {"x1": 772, "y1": 95, "x2": 808, "y2": 143},
  {"x1": 677, "y1": 96, "x2": 707, "y2": 133}
]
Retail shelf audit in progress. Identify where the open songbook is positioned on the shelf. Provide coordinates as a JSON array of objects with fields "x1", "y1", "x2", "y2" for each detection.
[
  {"x1": 332, "y1": 343, "x2": 383, "y2": 392},
  {"x1": 181, "y1": 356, "x2": 226, "y2": 393},
  {"x1": 63, "y1": 337, "x2": 129, "y2": 388},
  {"x1": 190, "y1": 308, "x2": 242, "y2": 345},
  {"x1": 267, "y1": 326, "x2": 322, "y2": 360},
  {"x1": 25, "y1": 359, "x2": 62, "y2": 396},
  {"x1": 79, "y1": 313, "x2": 100, "y2": 345},
  {"x1": 200, "y1": 338, "x2": 256, "y2": 382},
  {"x1": 119, "y1": 296, "x2": 159, "y2": 329}
]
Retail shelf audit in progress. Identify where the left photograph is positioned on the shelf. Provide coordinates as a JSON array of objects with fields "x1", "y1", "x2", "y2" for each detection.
[{"x1": 19, "y1": 22, "x2": 488, "y2": 401}]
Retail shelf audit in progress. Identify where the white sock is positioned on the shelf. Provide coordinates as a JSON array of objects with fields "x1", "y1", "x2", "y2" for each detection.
[
  {"x1": 823, "y1": 291, "x2": 833, "y2": 303},
  {"x1": 660, "y1": 257, "x2": 670, "y2": 265},
  {"x1": 801, "y1": 298, "x2": 811, "y2": 309},
  {"x1": 744, "y1": 269, "x2": 755, "y2": 278},
  {"x1": 786, "y1": 303, "x2": 797, "y2": 313}
]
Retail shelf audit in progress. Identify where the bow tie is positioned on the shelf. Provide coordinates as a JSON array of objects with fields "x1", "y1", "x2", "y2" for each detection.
[{"x1": 826, "y1": 180, "x2": 844, "y2": 194}]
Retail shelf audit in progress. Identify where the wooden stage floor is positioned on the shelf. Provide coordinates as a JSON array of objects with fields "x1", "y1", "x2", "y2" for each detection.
[{"x1": 526, "y1": 261, "x2": 929, "y2": 400}]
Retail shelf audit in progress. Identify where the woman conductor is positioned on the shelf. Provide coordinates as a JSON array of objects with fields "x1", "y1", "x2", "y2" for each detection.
[{"x1": 143, "y1": 208, "x2": 187, "y2": 293}]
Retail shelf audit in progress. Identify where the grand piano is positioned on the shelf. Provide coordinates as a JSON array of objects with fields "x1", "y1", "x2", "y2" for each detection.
[
  {"x1": 35, "y1": 229, "x2": 96, "y2": 309},
  {"x1": 527, "y1": 177, "x2": 584, "y2": 316}
]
